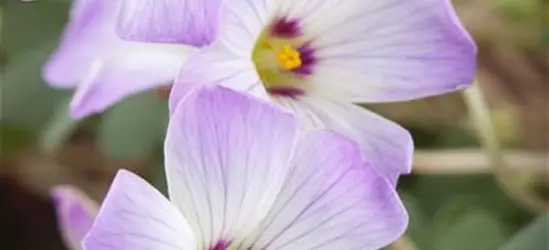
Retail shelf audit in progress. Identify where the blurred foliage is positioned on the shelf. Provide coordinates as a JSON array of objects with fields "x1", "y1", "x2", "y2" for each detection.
[
  {"x1": 1, "y1": 0, "x2": 548, "y2": 250},
  {"x1": 98, "y1": 92, "x2": 168, "y2": 159},
  {"x1": 501, "y1": 213, "x2": 549, "y2": 250}
]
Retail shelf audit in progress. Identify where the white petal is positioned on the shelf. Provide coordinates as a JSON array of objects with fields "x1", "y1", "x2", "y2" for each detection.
[
  {"x1": 43, "y1": 0, "x2": 120, "y2": 88},
  {"x1": 244, "y1": 130, "x2": 408, "y2": 249},
  {"x1": 83, "y1": 170, "x2": 196, "y2": 250},
  {"x1": 165, "y1": 85, "x2": 299, "y2": 247},
  {"x1": 116, "y1": 0, "x2": 222, "y2": 46},
  {"x1": 50, "y1": 186, "x2": 98, "y2": 250},
  {"x1": 70, "y1": 43, "x2": 192, "y2": 118},
  {"x1": 275, "y1": 96, "x2": 413, "y2": 186},
  {"x1": 216, "y1": 0, "x2": 274, "y2": 56},
  {"x1": 169, "y1": 43, "x2": 265, "y2": 115},
  {"x1": 277, "y1": 0, "x2": 477, "y2": 102}
]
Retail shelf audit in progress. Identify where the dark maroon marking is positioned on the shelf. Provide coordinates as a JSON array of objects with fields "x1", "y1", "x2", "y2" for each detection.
[
  {"x1": 270, "y1": 17, "x2": 301, "y2": 38},
  {"x1": 267, "y1": 87, "x2": 305, "y2": 99},
  {"x1": 292, "y1": 43, "x2": 317, "y2": 75},
  {"x1": 210, "y1": 241, "x2": 230, "y2": 250}
]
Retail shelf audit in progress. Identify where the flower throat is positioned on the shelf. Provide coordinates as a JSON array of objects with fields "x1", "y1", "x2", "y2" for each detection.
[{"x1": 251, "y1": 18, "x2": 316, "y2": 98}]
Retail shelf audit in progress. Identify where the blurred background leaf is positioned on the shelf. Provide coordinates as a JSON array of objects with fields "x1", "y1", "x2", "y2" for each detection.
[
  {"x1": 2, "y1": 1, "x2": 69, "y2": 130},
  {"x1": 98, "y1": 92, "x2": 168, "y2": 159},
  {"x1": 400, "y1": 193, "x2": 432, "y2": 250},
  {"x1": 500, "y1": 213, "x2": 549, "y2": 250},
  {"x1": 433, "y1": 210, "x2": 507, "y2": 250}
]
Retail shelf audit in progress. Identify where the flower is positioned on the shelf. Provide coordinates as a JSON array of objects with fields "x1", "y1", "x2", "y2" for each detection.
[
  {"x1": 83, "y1": 85, "x2": 408, "y2": 250},
  {"x1": 43, "y1": 0, "x2": 199, "y2": 119},
  {"x1": 115, "y1": 0, "x2": 477, "y2": 185},
  {"x1": 50, "y1": 186, "x2": 98, "y2": 250}
]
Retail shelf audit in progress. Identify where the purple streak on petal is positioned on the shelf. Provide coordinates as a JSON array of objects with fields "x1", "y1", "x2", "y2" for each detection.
[
  {"x1": 209, "y1": 240, "x2": 231, "y2": 250},
  {"x1": 116, "y1": 0, "x2": 222, "y2": 46},
  {"x1": 292, "y1": 43, "x2": 317, "y2": 75},
  {"x1": 267, "y1": 87, "x2": 304, "y2": 99},
  {"x1": 270, "y1": 17, "x2": 301, "y2": 38}
]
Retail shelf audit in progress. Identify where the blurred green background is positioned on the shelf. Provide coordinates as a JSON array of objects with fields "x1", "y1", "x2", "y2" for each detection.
[{"x1": 1, "y1": 0, "x2": 548, "y2": 249}]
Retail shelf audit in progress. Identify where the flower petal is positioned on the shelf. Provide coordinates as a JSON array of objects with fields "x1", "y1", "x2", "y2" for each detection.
[
  {"x1": 50, "y1": 186, "x2": 98, "y2": 250},
  {"x1": 83, "y1": 169, "x2": 196, "y2": 250},
  {"x1": 165, "y1": 85, "x2": 299, "y2": 248},
  {"x1": 70, "y1": 43, "x2": 192, "y2": 119},
  {"x1": 168, "y1": 0, "x2": 277, "y2": 112},
  {"x1": 43, "y1": 0, "x2": 119, "y2": 88},
  {"x1": 275, "y1": 96, "x2": 413, "y2": 186},
  {"x1": 244, "y1": 130, "x2": 408, "y2": 249},
  {"x1": 214, "y1": 0, "x2": 273, "y2": 55},
  {"x1": 116, "y1": 0, "x2": 222, "y2": 46},
  {"x1": 281, "y1": 0, "x2": 477, "y2": 102},
  {"x1": 169, "y1": 43, "x2": 265, "y2": 115}
]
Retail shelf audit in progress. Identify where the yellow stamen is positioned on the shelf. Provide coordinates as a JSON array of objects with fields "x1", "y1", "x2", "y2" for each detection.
[{"x1": 276, "y1": 45, "x2": 302, "y2": 70}]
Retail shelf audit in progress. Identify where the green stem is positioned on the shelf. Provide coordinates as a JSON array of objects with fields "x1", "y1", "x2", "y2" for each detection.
[
  {"x1": 39, "y1": 95, "x2": 80, "y2": 153},
  {"x1": 463, "y1": 81, "x2": 547, "y2": 213}
]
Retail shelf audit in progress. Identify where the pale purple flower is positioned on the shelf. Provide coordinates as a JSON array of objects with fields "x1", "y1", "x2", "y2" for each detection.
[
  {"x1": 83, "y1": 85, "x2": 408, "y2": 250},
  {"x1": 115, "y1": 0, "x2": 477, "y2": 185},
  {"x1": 43, "y1": 0, "x2": 197, "y2": 118},
  {"x1": 50, "y1": 186, "x2": 98, "y2": 250}
]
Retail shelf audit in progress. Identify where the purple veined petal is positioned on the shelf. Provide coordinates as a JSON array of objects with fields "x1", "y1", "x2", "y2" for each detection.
[
  {"x1": 169, "y1": 43, "x2": 266, "y2": 115},
  {"x1": 295, "y1": 0, "x2": 477, "y2": 102},
  {"x1": 274, "y1": 95, "x2": 413, "y2": 186},
  {"x1": 214, "y1": 0, "x2": 272, "y2": 56},
  {"x1": 43, "y1": 0, "x2": 120, "y2": 88},
  {"x1": 82, "y1": 169, "x2": 196, "y2": 250},
  {"x1": 165, "y1": 85, "x2": 299, "y2": 248},
  {"x1": 50, "y1": 186, "x2": 98, "y2": 250},
  {"x1": 116, "y1": 0, "x2": 223, "y2": 46},
  {"x1": 242, "y1": 130, "x2": 408, "y2": 249},
  {"x1": 70, "y1": 43, "x2": 193, "y2": 119}
]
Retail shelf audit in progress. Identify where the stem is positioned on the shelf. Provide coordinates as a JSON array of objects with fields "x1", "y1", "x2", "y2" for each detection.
[
  {"x1": 463, "y1": 82, "x2": 547, "y2": 213},
  {"x1": 389, "y1": 235, "x2": 418, "y2": 250},
  {"x1": 39, "y1": 95, "x2": 80, "y2": 153},
  {"x1": 413, "y1": 149, "x2": 548, "y2": 174}
]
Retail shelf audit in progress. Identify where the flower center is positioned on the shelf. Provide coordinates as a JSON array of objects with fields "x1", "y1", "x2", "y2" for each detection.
[
  {"x1": 276, "y1": 45, "x2": 302, "y2": 70},
  {"x1": 251, "y1": 18, "x2": 315, "y2": 98}
]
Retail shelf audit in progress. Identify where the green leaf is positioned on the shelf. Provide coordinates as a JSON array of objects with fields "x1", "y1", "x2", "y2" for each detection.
[
  {"x1": 437, "y1": 128, "x2": 480, "y2": 148},
  {"x1": 1, "y1": 39, "x2": 69, "y2": 129},
  {"x1": 152, "y1": 163, "x2": 168, "y2": 196},
  {"x1": 2, "y1": 1, "x2": 72, "y2": 130},
  {"x1": 98, "y1": 91, "x2": 168, "y2": 159},
  {"x1": 410, "y1": 175, "x2": 525, "y2": 220},
  {"x1": 0, "y1": 123, "x2": 33, "y2": 160},
  {"x1": 4, "y1": 1, "x2": 68, "y2": 55},
  {"x1": 400, "y1": 193, "x2": 432, "y2": 249},
  {"x1": 501, "y1": 213, "x2": 549, "y2": 250},
  {"x1": 433, "y1": 209, "x2": 507, "y2": 250}
]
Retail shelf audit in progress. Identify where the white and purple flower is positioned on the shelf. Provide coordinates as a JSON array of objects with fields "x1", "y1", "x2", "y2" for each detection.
[
  {"x1": 82, "y1": 85, "x2": 408, "y2": 250},
  {"x1": 115, "y1": 0, "x2": 477, "y2": 185},
  {"x1": 43, "y1": 0, "x2": 203, "y2": 118},
  {"x1": 50, "y1": 186, "x2": 98, "y2": 250}
]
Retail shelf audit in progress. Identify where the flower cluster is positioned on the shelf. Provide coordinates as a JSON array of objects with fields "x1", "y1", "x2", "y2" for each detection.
[{"x1": 47, "y1": 0, "x2": 477, "y2": 249}]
